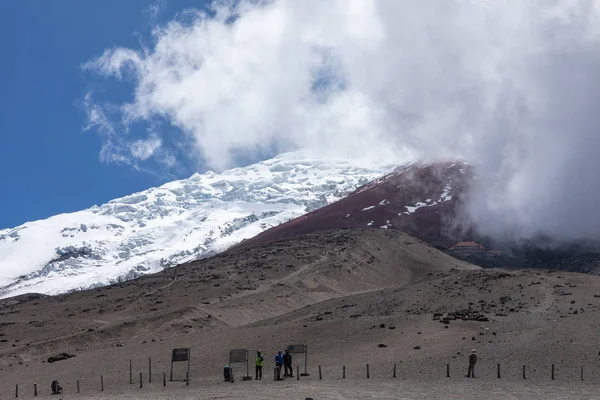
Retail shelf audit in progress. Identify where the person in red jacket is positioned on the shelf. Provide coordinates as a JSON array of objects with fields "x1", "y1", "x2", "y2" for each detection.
[{"x1": 466, "y1": 349, "x2": 477, "y2": 378}]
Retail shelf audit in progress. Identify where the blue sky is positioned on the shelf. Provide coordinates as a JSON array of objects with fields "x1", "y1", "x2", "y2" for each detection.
[{"x1": 0, "y1": 0, "x2": 209, "y2": 229}]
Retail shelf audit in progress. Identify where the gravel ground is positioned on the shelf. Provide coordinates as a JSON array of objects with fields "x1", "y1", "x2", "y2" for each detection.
[{"x1": 26, "y1": 379, "x2": 600, "y2": 400}]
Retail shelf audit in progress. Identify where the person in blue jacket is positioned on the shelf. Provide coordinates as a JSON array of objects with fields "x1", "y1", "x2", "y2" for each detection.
[{"x1": 274, "y1": 350, "x2": 284, "y2": 380}]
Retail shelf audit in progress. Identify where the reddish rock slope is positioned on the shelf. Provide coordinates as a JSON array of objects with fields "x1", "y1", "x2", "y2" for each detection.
[{"x1": 235, "y1": 161, "x2": 474, "y2": 250}]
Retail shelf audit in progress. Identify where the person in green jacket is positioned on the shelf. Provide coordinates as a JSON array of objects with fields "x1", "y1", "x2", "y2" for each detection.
[{"x1": 255, "y1": 350, "x2": 264, "y2": 380}]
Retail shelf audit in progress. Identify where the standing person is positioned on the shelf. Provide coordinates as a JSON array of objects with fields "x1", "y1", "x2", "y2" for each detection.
[
  {"x1": 283, "y1": 348, "x2": 293, "y2": 377},
  {"x1": 274, "y1": 350, "x2": 284, "y2": 380},
  {"x1": 466, "y1": 349, "x2": 477, "y2": 378},
  {"x1": 255, "y1": 350, "x2": 264, "y2": 380}
]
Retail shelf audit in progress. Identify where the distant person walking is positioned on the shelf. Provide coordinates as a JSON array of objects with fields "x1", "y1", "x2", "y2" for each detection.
[
  {"x1": 466, "y1": 349, "x2": 477, "y2": 378},
  {"x1": 255, "y1": 350, "x2": 264, "y2": 380},
  {"x1": 275, "y1": 350, "x2": 284, "y2": 380},
  {"x1": 283, "y1": 348, "x2": 293, "y2": 377}
]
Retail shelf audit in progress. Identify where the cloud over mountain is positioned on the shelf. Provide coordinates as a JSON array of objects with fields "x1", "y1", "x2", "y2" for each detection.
[{"x1": 83, "y1": 0, "x2": 600, "y2": 242}]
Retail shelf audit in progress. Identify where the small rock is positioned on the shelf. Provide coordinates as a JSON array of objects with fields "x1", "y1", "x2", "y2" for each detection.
[
  {"x1": 378, "y1": 343, "x2": 388, "y2": 348},
  {"x1": 47, "y1": 353, "x2": 76, "y2": 363},
  {"x1": 413, "y1": 346, "x2": 421, "y2": 350}
]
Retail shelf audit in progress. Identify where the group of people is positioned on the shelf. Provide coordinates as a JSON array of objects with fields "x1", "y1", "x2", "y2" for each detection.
[
  {"x1": 255, "y1": 348, "x2": 294, "y2": 381},
  {"x1": 254, "y1": 348, "x2": 477, "y2": 381}
]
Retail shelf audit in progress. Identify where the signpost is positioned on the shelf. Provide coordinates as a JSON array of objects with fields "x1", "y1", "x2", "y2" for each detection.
[
  {"x1": 288, "y1": 344, "x2": 309, "y2": 376},
  {"x1": 229, "y1": 349, "x2": 251, "y2": 380},
  {"x1": 170, "y1": 348, "x2": 191, "y2": 382}
]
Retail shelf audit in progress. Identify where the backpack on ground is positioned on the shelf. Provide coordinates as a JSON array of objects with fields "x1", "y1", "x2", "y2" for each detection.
[
  {"x1": 223, "y1": 365, "x2": 234, "y2": 382},
  {"x1": 51, "y1": 380, "x2": 62, "y2": 394}
]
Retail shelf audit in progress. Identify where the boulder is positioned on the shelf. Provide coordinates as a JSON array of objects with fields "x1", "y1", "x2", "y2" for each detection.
[{"x1": 47, "y1": 353, "x2": 76, "y2": 363}]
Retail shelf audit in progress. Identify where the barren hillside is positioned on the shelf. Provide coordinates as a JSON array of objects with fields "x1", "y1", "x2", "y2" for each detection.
[{"x1": 2, "y1": 230, "x2": 600, "y2": 399}]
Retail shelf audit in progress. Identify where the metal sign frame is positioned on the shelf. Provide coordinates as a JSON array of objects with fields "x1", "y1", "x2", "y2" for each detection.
[
  {"x1": 170, "y1": 348, "x2": 191, "y2": 382},
  {"x1": 229, "y1": 348, "x2": 249, "y2": 378},
  {"x1": 288, "y1": 344, "x2": 309, "y2": 376}
]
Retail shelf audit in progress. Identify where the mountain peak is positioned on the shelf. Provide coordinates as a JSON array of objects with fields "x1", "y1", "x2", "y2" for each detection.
[{"x1": 0, "y1": 152, "x2": 395, "y2": 299}]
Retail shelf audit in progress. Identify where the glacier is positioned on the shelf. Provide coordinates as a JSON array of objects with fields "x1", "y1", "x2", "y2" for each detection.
[{"x1": 0, "y1": 152, "x2": 394, "y2": 299}]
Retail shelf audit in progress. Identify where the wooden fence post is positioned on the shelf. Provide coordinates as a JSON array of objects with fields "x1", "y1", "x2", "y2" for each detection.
[
  {"x1": 130, "y1": 359, "x2": 133, "y2": 384},
  {"x1": 522, "y1": 365, "x2": 526, "y2": 379},
  {"x1": 33, "y1": 384, "x2": 37, "y2": 397},
  {"x1": 101, "y1": 375, "x2": 104, "y2": 391},
  {"x1": 77, "y1": 380, "x2": 80, "y2": 393},
  {"x1": 343, "y1": 365, "x2": 346, "y2": 379},
  {"x1": 551, "y1": 364, "x2": 555, "y2": 380},
  {"x1": 186, "y1": 371, "x2": 189, "y2": 386},
  {"x1": 393, "y1": 363, "x2": 397, "y2": 378},
  {"x1": 319, "y1": 365, "x2": 322, "y2": 380},
  {"x1": 149, "y1": 357, "x2": 152, "y2": 383},
  {"x1": 15, "y1": 384, "x2": 18, "y2": 398},
  {"x1": 497, "y1": 363, "x2": 501, "y2": 378},
  {"x1": 446, "y1": 363, "x2": 450, "y2": 378},
  {"x1": 367, "y1": 364, "x2": 370, "y2": 379},
  {"x1": 139, "y1": 372, "x2": 143, "y2": 389},
  {"x1": 163, "y1": 372, "x2": 166, "y2": 387}
]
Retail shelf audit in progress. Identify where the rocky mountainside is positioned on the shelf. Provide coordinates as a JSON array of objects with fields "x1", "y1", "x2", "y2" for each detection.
[
  {"x1": 2, "y1": 228, "x2": 600, "y2": 399},
  {"x1": 0, "y1": 152, "x2": 394, "y2": 298},
  {"x1": 235, "y1": 160, "x2": 474, "y2": 250},
  {"x1": 236, "y1": 161, "x2": 600, "y2": 273}
]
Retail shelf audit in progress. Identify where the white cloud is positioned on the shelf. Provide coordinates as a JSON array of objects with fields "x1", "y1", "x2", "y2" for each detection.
[
  {"x1": 83, "y1": 0, "x2": 600, "y2": 242},
  {"x1": 145, "y1": 0, "x2": 167, "y2": 20},
  {"x1": 130, "y1": 135, "x2": 162, "y2": 161},
  {"x1": 82, "y1": 92, "x2": 114, "y2": 135}
]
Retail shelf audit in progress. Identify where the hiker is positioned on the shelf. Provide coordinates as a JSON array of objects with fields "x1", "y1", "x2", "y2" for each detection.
[
  {"x1": 283, "y1": 348, "x2": 293, "y2": 377},
  {"x1": 256, "y1": 350, "x2": 264, "y2": 380},
  {"x1": 275, "y1": 350, "x2": 284, "y2": 380},
  {"x1": 51, "y1": 380, "x2": 62, "y2": 395},
  {"x1": 466, "y1": 349, "x2": 477, "y2": 378}
]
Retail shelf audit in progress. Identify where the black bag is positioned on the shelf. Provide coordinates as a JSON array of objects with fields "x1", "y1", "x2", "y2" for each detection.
[
  {"x1": 223, "y1": 366, "x2": 232, "y2": 382},
  {"x1": 51, "y1": 380, "x2": 62, "y2": 394}
]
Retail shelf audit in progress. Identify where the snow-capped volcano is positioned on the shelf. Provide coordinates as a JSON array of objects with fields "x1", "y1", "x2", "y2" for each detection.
[{"x1": 0, "y1": 152, "x2": 395, "y2": 299}]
